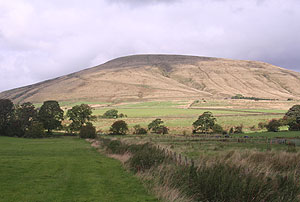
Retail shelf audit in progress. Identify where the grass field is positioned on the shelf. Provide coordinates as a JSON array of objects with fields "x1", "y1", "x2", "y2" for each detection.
[{"x1": 0, "y1": 137, "x2": 158, "y2": 202}]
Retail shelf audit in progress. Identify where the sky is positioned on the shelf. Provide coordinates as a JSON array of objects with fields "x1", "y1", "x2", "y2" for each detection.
[{"x1": 0, "y1": 0, "x2": 300, "y2": 92}]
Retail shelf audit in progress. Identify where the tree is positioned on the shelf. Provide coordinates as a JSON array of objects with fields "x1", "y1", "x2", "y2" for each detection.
[
  {"x1": 212, "y1": 124, "x2": 225, "y2": 134},
  {"x1": 24, "y1": 121, "x2": 45, "y2": 138},
  {"x1": 0, "y1": 99, "x2": 14, "y2": 136},
  {"x1": 148, "y1": 118, "x2": 166, "y2": 134},
  {"x1": 79, "y1": 122, "x2": 96, "y2": 139},
  {"x1": 109, "y1": 120, "x2": 128, "y2": 135},
  {"x1": 66, "y1": 104, "x2": 95, "y2": 132},
  {"x1": 38, "y1": 100, "x2": 64, "y2": 133},
  {"x1": 102, "y1": 109, "x2": 119, "y2": 119},
  {"x1": 15, "y1": 102, "x2": 37, "y2": 136},
  {"x1": 266, "y1": 119, "x2": 281, "y2": 132},
  {"x1": 133, "y1": 124, "x2": 147, "y2": 135},
  {"x1": 284, "y1": 105, "x2": 300, "y2": 131},
  {"x1": 284, "y1": 105, "x2": 300, "y2": 118},
  {"x1": 193, "y1": 111, "x2": 216, "y2": 133}
]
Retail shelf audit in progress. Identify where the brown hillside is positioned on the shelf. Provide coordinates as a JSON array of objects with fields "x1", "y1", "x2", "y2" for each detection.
[{"x1": 1, "y1": 54, "x2": 300, "y2": 103}]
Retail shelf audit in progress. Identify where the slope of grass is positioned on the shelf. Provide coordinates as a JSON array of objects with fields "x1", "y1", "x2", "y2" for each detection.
[{"x1": 0, "y1": 137, "x2": 158, "y2": 202}]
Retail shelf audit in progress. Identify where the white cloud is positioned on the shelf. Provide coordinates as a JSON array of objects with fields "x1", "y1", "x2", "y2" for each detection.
[{"x1": 0, "y1": 0, "x2": 299, "y2": 91}]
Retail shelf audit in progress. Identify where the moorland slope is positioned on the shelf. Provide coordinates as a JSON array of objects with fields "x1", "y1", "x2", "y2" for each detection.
[{"x1": 1, "y1": 54, "x2": 300, "y2": 103}]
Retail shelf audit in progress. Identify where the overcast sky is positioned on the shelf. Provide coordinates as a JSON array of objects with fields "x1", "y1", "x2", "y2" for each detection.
[{"x1": 0, "y1": 0, "x2": 300, "y2": 92}]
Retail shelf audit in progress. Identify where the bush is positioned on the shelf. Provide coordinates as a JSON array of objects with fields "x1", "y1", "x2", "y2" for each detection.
[
  {"x1": 109, "y1": 120, "x2": 128, "y2": 135},
  {"x1": 79, "y1": 123, "x2": 96, "y2": 139},
  {"x1": 266, "y1": 119, "x2": 281, "y2": 132},
  {"x1": 133, "y1": 124, "x2": 148, "y2": 135},
  {"x1": 127, "y1": 144, "x2": 166, "y2": 172},
  {"x1": 234, "y1": 125, "x2": 243, "y2": 134},
  {"x1": 24, "y1": 121, "x2": 45, "y2": 138},
  {"x1": 212, "y1": 124, "x2": 224, "y2": 134},
  {"x1": 106, "y1": 140, "x2": 128, "y2": 154}
]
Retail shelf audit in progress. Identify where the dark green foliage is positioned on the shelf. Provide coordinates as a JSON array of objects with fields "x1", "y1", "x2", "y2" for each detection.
[
  {"x1": 38, "y1": 100, "x2": 64, "y2": 133},
  {"x1": 258, "y1": 121, "x2": 267, "y2": 129},
  {"x1": 148, "y1": 118, "x2": 167, "y2": 134},
  {"x1": 266, "y1": 119, "x2": 281, "y2": 132},
  {"x1": 212, "y1": 123, "x2": 224, "y2": 134},
  {"x1": 285, "y1": 105, "x2": 300, "y2": 118},
  {"x1": 127, "y1": 144, "x2": 166, "y2": 172},
  {"x1": 0, "y1": 99, "x2": 14, "y2": 136},
  {"x1": 283, "y1": 105, "x2": 300, "y2": 131},
  {"x1": 287, "y1": 117, "x2": 300, "y2": 131},
  {"x1": 6, "y1": 120, "x2": 23, "y2": 137},
  {"x1": 193, "y1": 111, "x2": 216, "y2": 133},
  {"x1": 105, "y1": 140, "x2": 128, "y2": 154},
  {"x1": 67, "y1": 104, "x2": 95, "y2": 132},
  {"x1": 102, "y1": 109, "x2": 119, "y2": 118},
  {"x1": 24, "y1": 121, "x2": 45, "y2": 138},
  {"x1": 109, "y1": 120, "x2": 128, "y2": 135},
  {"x1": 15, "y1": 102, "x2": 37, "y2": 136},
  {"x1": 133, "y1": 125, "x2": 148, "y2": 135},
  {"x1": 79, "y1": 123, "x2": 96, "y2": 139},
  {"x1": 231, "y1": 94, "x2": 275, "y2": 101}
]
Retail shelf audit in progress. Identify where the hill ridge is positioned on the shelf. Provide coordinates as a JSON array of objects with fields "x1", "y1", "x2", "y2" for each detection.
[{"x1": 1, "y1": 54, "x2": 300, "y2": 103}]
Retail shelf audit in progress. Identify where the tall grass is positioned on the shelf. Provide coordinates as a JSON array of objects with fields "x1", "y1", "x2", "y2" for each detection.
[{"x1": 99, "y1": 138, "x2": 300, "y2": 202}]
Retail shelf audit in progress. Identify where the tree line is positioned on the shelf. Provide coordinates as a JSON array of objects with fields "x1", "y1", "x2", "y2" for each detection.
[
  {"x1": 0, "y1": 99, "x2": 95, "y2": 138},
  {"x1": 1, "y1": 98, "x2": 300, "y2": 138}
]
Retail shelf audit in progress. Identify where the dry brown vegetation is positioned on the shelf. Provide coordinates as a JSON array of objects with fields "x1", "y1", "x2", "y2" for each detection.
[{"x1": 1, "y1": 54, "x2": 300, "y2": 103}]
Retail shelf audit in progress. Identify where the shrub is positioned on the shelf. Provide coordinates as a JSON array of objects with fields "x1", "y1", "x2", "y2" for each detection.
[
  {"x1": 266, "y1": 119, "x2": 281, "y2": 132},
  {"x1": 148, "y1": 118, "x2": 165, "y2": 133},
  {"x1": 24, "y1": 121, "x2": 45, "y2": 138},
  {"x1": 127, "y1": 144, "x2": 166, "y2": 172},
  {"x1": 106, "y1": 140, "x2": 128, "y2": 154},
  {"x1": 234, "y1": 124, "x2": 243, "y2": 134},
  {"x1": 133, "y1": 124, "x2": 147, "y2": 135},
  {"x1": 109, "y1": 120, "x2": 128, "y2": 135},
  {"x1": 79, "y1": 123, "x2": 96, "y2": 139},
  {"x1": 101, "y1": 109, "x2": 119, "y2": 119},
  {"x1": 258, "y1": 122, "x2": 267, "y2": 129},
  {"x1": 212, "y1": 124, "x2": 224, "y2": 134}
]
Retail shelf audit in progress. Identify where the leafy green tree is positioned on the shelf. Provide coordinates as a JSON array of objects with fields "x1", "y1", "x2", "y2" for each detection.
[
  {"x1": 285, "y1": 105, "x2": 300, "y2": 118},
  {"x1": 212, "y1": 124, "x2": 225, "y2": 134},
  {"x1": 66, "y1": 104, "x2": 95, "y2": 132},
  {"x1": 133, "y1": 124, "x2": 148, "y2": 135},
  {"x1": 148, "y1": 118, "x2": 166, "y2": 133},
  {"x1": 15, "y1": 102, "x2": 37, "y2": 135},
  {"x1": 193, "y1": 111, "x2": 216, "y2": 133},
  {"x1": 102, "y1": 109, "x2": 119, "y2": 119},
  {"x1": 38, "y1": 100, "x2": 64, "y2": 133},
  {"x1": 284, "y1": 105, "x2": 300, "y2": 131},
  {"x1": 0, "y1": 99, "x2": 14, "y2": 136},
  {"x1": 266, "y1": 119, "x2": 281, "y2": 132},
  {"x1": 24, "y1": 121, "x2": 45, "y2": 138},
  {"x1": 79, "y1": 122, "x2": 96, "y2": 139},
  {"x1": 109, "y1": 120, "x2": 128, "y2": 135}
]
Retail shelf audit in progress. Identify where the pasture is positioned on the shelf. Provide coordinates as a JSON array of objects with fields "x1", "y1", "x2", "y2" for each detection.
[
  {"x1": 60, "y1": 99, "x2": 298, "y2": 133},
  {"x1": 0, "y1": 137, "x2": 158, "y2": 202}
]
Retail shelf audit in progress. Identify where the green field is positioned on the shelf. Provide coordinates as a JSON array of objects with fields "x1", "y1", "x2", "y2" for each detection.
[{"x1": 0, "y1": 137, "x2": 158, "y2": 202}]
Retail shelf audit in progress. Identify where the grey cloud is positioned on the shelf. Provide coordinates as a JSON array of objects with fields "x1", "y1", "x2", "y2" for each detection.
[{"x1": 0, "y1": 0, "x2": 299, "y2": 92}]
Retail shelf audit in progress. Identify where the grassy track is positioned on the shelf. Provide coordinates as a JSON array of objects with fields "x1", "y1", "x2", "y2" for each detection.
[{"x1": 0, "y1": 137, "x2": 158, "y2": 202}]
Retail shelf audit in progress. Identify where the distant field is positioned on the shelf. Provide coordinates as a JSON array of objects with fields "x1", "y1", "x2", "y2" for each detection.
[
  {"x1": 0, "y1": 137, "x2": 158, "y2": 202},
  {"x1": 58, "y1": 99, "x2": 300, "y2": 133}
]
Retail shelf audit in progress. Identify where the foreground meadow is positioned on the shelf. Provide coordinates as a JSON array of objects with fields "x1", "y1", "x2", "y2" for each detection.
[{"x1": 0, "y1": 137, "x2": 158, "y2": 202}]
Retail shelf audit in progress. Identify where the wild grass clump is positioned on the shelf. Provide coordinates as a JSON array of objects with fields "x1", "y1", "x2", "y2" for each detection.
[
  {"x1": 168, "y1": 164, "x2": 299, "y2": 202},
  {"x1": 99, "y1": 138, "x2": 300, "y2": 202},
  {"x1": 127, "y1": 144, "x2": 167, "y2": 172},
  {"x1": 105, "y1": 140, "x2": 128, "y2": 154}
]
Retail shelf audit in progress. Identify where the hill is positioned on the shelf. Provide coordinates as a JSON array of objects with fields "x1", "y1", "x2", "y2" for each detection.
[{"x1": 1, "y1": 54, "x2": 300, "y2": 103}]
